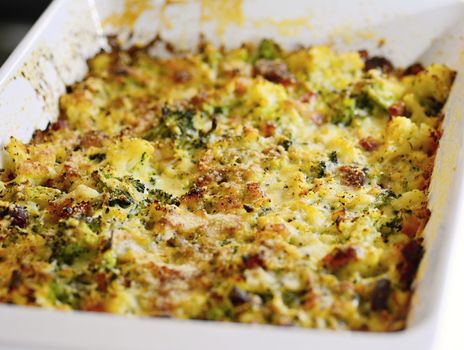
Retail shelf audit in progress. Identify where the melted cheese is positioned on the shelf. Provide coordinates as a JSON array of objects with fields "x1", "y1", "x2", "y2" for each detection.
[{"x1": 0, "y1": 41, "x2": 454, "y2": 331}]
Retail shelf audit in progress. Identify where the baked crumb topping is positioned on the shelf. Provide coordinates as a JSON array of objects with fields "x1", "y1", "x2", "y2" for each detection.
[{"x1": 0, "y1": 39, "x2": 455, "y2": 331}]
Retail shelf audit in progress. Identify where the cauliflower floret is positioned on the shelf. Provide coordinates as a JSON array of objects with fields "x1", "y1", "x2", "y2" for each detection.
[
  {"x1": 5, "y1": 137, "x2": 57, "y2": 184},
  {"x1": 300, "y1": 46, "x2": 364, "y2": 91},
  {"x1": 403, "y1": 64, "x2": 455, "y2": 105},
  {"x1": 383, "y1": 117, "x2": 434, "y2": 158},
  {"x1": 106, "y1": 137, "x2": 154, "y2": 179}
]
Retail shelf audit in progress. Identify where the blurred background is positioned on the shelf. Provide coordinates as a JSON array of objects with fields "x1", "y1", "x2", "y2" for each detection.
[{"x1": 0, "y1": 0, "x2": 52, "y2": 65}]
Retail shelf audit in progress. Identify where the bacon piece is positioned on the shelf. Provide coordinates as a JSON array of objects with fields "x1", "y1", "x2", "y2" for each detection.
[
  {"x1": 359, "y1": 137, "x2": 379, "y2": 152},
  {"x1": 172, "y1": 70, "x2": 192, "y2": 83},
  {"x1": 50, "y1": 118, "x2": 70, "y2": 131},
  {"x1": 49, "y1": 199, "x2": 91, "y2": 220},
  {"x1": 300, "y1": 91, "x2": 316, "y2": 103},
  {"x1": 371, "y1": 278, "x2": 391, "y2": 311},
  {"x1": 8, "y1": 270, "x2": 21, "y2": 292},
  {"x1": 338, "y1": 166, "x2": 366, "y2": 188},
  {"x1": 403, "y1": 63, "x2": 424, "y2": 76},
  {"x1": 234, "y1": 77, "x2": 252, "y2": 95},
  {"x1": 254, "y1": 59, "x2": 294, "y2": 85},
  {"x1": 82, "y1": 301, "x2": 106, "y2": 313},
  {"x1": 402, "y1": 216, "x2": 422, "y2": 237},
  {"x1": 79, "y1": 130, "x2": 107, "y2": 149},
  {"x1": 45, "y1": 170, "x2": 81, "y2": 191},
  {"x1": 261, "y1": 122, "x2": 277, "y2": 137},
  {"x1": 388, "y1": 101, "x2": 407, "y2": 117},
  {"x1": 358, "y1": 49, "x2": 369, "y2": 59},
  {"x1": 190, "y1": 91, "x2": 209, "y2": 107},
  {"x1": 243, "y1": 252, "x2": 266, "y2": 269},
  {"x1": 95, "y1": 273, "x2": 109, "y2": 292},
  {"x1": 417, "y1": 208, "x2": 431, "y2": 220},
  {"x1": 426, "y1": 130, "x2": 441, "y2": 157},
  {"x1": 10, "y1": 206, "x2": 29, "y2": 228},
  {"x1": 243, "y1": 205, "x2": 254, "y2": 213},
  {"x1": 229, "y1": 286, "x2": 251, "y2": 306},
  {"x1": 322, "y1": 247, "x2": 357, "y2": 271},
  {"x1": 364, "y1": 56, "x2": 394, "y2": 73},
  {"x1": 397, "y1": 239, "x2": 424, "y2": 288}
]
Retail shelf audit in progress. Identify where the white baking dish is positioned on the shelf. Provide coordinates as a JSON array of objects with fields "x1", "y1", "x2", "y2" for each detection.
[{"x1": 0, "y1": 0, "x2": 464, "y2": 349}]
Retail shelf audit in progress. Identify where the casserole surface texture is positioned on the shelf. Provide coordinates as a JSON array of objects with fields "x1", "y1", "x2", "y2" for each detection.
[{"x1": 0, "y1": 40, "x2": 455, "y2": 331}]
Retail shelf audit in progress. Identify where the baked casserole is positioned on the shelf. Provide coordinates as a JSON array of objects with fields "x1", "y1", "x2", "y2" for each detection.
[{"x1": 0, "y1": 40, "x2": 455, "y2": 331}]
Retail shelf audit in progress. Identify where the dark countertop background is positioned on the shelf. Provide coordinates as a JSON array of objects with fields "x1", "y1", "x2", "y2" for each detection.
[{"x1": 0, "y1": 0, "x2": 52, "y2": 65}]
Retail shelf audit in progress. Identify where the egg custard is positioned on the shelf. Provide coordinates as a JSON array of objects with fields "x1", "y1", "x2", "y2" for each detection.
[{"x1": 0, "y1": 40, "x2": 455, "y2": 331}]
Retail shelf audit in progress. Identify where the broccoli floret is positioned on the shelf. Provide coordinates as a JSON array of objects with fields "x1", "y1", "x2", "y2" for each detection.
[
  {"x1": 329, "y1": 151, "x2": 338, "y2": 163},
  {"x1": 132, "y1": 179, "x2": 145, "y2": 193},
  {"x1": 380, "y1": 215, "x2": 402, "y2": 239},
  {"x1": 256, "y1": 39, "x2": 282, "y2": 60},
  {"x1": 144, "y1": 106, "x2": 212, "y2": 149},
  {"x1": 89, "y1": 153, "x2": 106, "y2": 162},
  {"x1": 330, "y1": 92, "x2": 374, "y2": 126},
  {"x1": 279, "y1": 139, "x2": 292, "y2": 151},
  {"x1": 304, "y1": 161, "x2": 327, "y2": 183},
  {"x1": 151, "y1": 189, "x2": 180, "y2": 206},
  {"x1": 49, "y1": 280, "x2": 74, "y2": 306},
  {"x1": 375, "y1": 189, "x2": 397, "y2": 208},
  {"x1": 108, "y1": 189, "x2": 134, "y2": 208},
  {"x1": 52, "y1": 242, "x2": 86, "y2": 265},
  {"x1": 83, "y1": 216, "x2": 101, "y2": 233},
  {"x1": 282, "y1": 289, "x2": 307, "y2": 308},
  {"x1": 144, "y1": 106, "x2": 195, "y2": 140},
  {"x1": 330, "y1": 94, "x2": 355, "y2": 126},
  {"x1": 317, "y1": 161, "x2": 327, "y2": 178}
]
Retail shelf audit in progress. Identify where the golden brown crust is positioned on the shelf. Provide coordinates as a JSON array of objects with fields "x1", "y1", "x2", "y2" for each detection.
[{"x1": 0, "y1": 41, "x2": 454, "y2": 331}]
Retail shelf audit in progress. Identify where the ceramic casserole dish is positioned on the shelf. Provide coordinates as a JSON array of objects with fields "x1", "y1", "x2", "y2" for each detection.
[{"x1": 0, "y1": 0, "x2": 463, "y2": 349}]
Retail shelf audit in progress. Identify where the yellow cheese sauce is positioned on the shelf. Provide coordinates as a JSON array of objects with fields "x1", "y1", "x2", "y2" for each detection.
[{"x1": 0, "y1": 40, "x2": 455, "y2": 331}]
